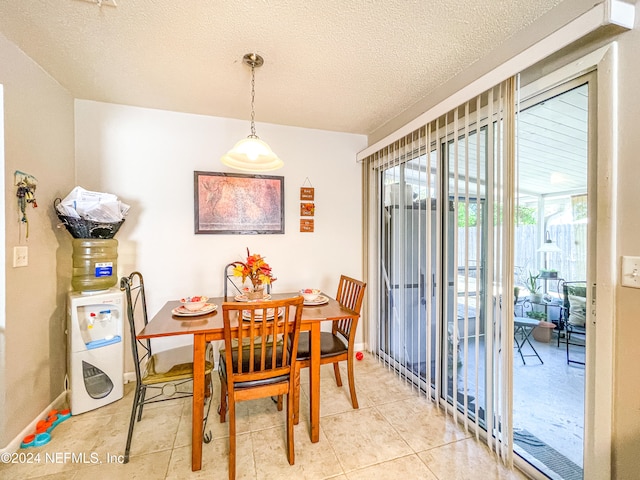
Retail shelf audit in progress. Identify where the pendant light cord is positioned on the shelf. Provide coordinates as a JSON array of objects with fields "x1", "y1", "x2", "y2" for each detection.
[
  {"x1": 220, "y1": 52, "x2": 283, "y2": 171},
  {"x1": 250, "y1": 61, "x2": 257, "y2": 138}
]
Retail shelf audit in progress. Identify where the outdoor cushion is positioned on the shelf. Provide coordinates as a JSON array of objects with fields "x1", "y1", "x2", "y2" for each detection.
[{"x1": 568, "y1": 294, "x2": 586, "y2": 326}]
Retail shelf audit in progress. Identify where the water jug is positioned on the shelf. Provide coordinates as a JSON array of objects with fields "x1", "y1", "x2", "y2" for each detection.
[{"x1": 71, "y1": 239, "x2": 118, "y2": 292}]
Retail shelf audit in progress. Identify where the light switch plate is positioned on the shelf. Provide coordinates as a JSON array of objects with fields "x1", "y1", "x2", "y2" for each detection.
[
  {"x1": 621, "y1": 256, "x2": 640, "y2": 288},
  {"x1": 13, "y1": 246, "x2": 28, "y2": 267}
]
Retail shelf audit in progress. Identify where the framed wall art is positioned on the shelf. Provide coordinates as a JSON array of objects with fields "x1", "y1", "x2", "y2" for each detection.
[{"x1": 194, "y1": 171, "x2": 284, "y2": 234}]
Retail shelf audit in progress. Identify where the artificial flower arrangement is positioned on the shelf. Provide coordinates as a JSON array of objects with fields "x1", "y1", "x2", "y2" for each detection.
[{"x1": 232, "y1": 248, "x2": 276, "y2": 292}]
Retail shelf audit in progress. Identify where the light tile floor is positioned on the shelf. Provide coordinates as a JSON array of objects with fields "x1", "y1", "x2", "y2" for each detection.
[{"x1": 1, "y1": 354, "x2": 528, "y2": 480}]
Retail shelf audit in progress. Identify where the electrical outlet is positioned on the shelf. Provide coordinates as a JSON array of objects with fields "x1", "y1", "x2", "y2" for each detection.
[
  {"x1": 13, "y1": 246, "x2": 28, "y2": 267},
  {"x1": 621, "y1": 256, "x2": 640, "y2": 288}
]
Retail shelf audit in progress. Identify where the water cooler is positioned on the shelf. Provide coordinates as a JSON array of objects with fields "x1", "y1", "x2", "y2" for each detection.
[{"x1": 67, "y1": 288, "x2": 124, "y2": 415}]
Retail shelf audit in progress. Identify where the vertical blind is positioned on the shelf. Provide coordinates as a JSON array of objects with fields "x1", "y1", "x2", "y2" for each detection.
[{"x1": 363, "y1": 77, "x2": 516, "y2": 464}]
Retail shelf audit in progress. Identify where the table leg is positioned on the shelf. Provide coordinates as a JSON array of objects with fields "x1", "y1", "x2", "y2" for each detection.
[
  {"x1": 192, "y1": 334, "x2": 206, "y2": 471},
  {"x1": 309, "y1": 323, "x2": 320, "y2": 443}
]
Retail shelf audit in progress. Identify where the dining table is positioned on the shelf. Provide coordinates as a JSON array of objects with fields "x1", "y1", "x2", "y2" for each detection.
[{"x1": 137, "y1": 291, "x2": 360, "y2": 471}]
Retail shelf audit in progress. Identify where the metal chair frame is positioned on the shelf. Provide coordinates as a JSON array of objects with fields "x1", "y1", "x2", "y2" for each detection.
[
  {"x1": 120, "y1": 271, "x2": 214, "y2": 463},
  {"x1": 560, "y1": 280, "x2": 587, "y2": 366}
]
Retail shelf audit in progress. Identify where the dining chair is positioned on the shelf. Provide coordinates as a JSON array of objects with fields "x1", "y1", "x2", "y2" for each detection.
[
  {"x1": 120, "y1": 271, "x2": 214, "y2": 463},
  {"x1": 218, "y1": 296, "x2": 304, "y2": 480},
  {"x1": 292, "y1": 275, "x2": 366, "y2": 423}
]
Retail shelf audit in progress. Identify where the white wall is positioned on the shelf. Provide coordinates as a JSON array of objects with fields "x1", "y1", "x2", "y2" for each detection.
[
  {"x1": 74, "y1": 101, "x2": 367, "y2": 358},
  {"x1": 0, "y1": 32, "x2": 75, "y2": 447}
]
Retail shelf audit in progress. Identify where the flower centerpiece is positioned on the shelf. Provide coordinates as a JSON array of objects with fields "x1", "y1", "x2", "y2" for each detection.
[{"x1": 232, "y1": 248, "x2": 276, "y2": 299}]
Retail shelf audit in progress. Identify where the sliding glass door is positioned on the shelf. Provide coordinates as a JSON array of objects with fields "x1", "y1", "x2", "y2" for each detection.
[
  {"x1": 368, "y1": 72, "x2": 595, "y2": 478},
  {"x1": 371, "y1": 80, "x2": 515, "y2": 460},
  {"x1": 511, "y1": 76, "x2": 591, "y2": 479},
  {"x1": 379, "y1": 143, "x2": 438, "y2": 391}
]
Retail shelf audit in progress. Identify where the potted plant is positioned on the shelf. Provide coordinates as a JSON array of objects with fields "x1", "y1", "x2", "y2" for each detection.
[
  {"x1": 539, "y1": 268, "x2": 558, "y2": 279},
  {"x1": 525, "y1": 272, "x2": 543, "y2": 303},
  {"x1": 525, "y1": 309, "x2": 556, "y2": 343},
  {"x1": 526, "y1": 310, "x2": 547, "y2": 321}
]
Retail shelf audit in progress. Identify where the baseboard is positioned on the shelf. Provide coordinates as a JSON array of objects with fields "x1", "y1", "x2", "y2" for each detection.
[{"x1": 0, "y1": 391, "x2": 68, "y2": 454}]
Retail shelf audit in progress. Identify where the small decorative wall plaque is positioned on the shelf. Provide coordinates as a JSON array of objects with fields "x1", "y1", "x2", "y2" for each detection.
[
  {"x1": 300, "y1": 177, "x2": 314, "y2": 201},
  {"x1": 300, "y1": 219, "x2": 314, "y2": 232},
  {"x1": 300, "y1": 202, "x2": 315, "y2": 216}
]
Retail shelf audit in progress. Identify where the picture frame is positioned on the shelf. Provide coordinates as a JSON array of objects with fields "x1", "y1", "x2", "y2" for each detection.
[{"x1": 194, "y1": 171, "x2": 284, "y2": 234}]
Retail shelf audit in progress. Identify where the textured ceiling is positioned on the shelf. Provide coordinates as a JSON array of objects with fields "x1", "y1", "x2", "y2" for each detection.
[{"x1": 0, "y1": 0, "x2": 566, "y2": 135}]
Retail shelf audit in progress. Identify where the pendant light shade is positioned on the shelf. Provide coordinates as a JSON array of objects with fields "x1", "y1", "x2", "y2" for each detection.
[
  {"x1": 537, "y1": 230, "x2": 562, "y2": 253},
  {"x1": 221, "y1": 53, "x2": 283, "y2": 172},
  {"x1": 221, "y1": 137, "x2": 283, "y2": 172}
]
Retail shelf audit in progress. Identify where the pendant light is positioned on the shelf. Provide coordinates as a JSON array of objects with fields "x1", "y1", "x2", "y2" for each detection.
[
  {"x1": 537, "y1": 230, "x2": 562, "y2": 253},
  {"x1": 221, "y1": 53, "x2": 283, "y2": 172}
]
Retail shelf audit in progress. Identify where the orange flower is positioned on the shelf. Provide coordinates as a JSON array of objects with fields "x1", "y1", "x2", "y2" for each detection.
[{"x1": 232, "y1": 248, "x2": 276, "y2": 289}]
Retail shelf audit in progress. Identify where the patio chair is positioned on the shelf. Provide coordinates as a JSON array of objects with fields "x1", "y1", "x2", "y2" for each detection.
[
  {"x1": 218, "y1": 296, "x2": 304, "y2": 480},
  {"x1": 561, "y1": 281, "x2": 587, "y2": 365},
  {"x1": 120, "y1": 272, "x2": 214, "y2": 463}
]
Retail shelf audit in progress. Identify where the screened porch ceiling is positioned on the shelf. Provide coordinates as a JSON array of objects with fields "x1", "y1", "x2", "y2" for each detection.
[
  {"x1": 518, "y1": 84, "x2": 588, "y2": 199},
  {"x1": 399, "y1": 83, "x2": 588, "y2": 201}
]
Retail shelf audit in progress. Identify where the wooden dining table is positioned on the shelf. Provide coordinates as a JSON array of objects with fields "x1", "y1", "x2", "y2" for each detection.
[{"x1": 137, "y1": 292, "x2": 360, "y2": 471}]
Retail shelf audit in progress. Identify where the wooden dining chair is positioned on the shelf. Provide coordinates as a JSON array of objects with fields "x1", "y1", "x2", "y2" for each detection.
[
  {"x1": 293, "y1": 275, "x2": 366, "y2": 423},
  {"x1": 218, "y1": 296, "x2": 304, "y2": 480},
  {"x1": 120, "y1": 272, "x2": 214, "y2": 463}
]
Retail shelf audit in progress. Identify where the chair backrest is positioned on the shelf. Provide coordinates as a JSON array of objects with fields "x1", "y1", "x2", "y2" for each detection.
[
  {"x1": 333, "y1": 275, "x2": 367, "y2": 343},
  {"x1": 221, "y1": 296, "x2": 304, "y2": 387},
  {"x1": 120, "y1": 272, "x2": 151, "y2": 385},
  {"x1": 562, "y1": 280, "x2": 587, "y2": 327}
]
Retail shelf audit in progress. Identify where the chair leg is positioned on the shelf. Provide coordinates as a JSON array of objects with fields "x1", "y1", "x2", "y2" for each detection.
[
  {"x1": 276, "y1": 395, "x2": 283, "y2": 411},
  {"x1": 332, "y1": 362, "x2": 343, "y2": 387},
  {"x1": 228, "y1": 399, "x2": 236, "y2": 480},
  {"x1": 136, "y1": 388, "x2": 147, "y2": 421},
  {"x1": 205, "y1": 372, "x2": 212, "y2": 398},
  {"x1": 219, "y1": 380, "x2": 228, "y2": 423},
  {"x1": 346, "y1": 358, "x2": 359, "y2": 410},
  {"x1": 293, "y1": 364, "x2": 301, "y2": 425},
  {"x1": 124, "y1": 385, "x2": 143, "y2": 463},
  {"x1": 286, "y1": 391, "x2": 295, "y2": 465}
]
